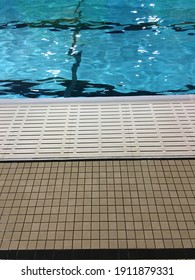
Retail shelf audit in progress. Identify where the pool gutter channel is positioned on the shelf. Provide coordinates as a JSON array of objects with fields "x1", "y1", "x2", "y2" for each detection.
[{"x1": 0, "y1": 95, "x2": 195, "y2": 161}]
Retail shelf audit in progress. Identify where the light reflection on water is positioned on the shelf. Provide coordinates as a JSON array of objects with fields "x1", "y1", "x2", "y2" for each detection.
[{"x1": 0, "y1": 0, "x2": 195, "y2": 98}]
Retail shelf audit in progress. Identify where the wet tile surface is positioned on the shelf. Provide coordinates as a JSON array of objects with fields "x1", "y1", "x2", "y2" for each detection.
[{"x1": 0, "y1": 159, "x2": 195, "y2": 253}]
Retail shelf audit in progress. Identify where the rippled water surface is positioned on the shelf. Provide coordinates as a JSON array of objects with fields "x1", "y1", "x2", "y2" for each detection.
[{"x1": 0, "y1": 0, "x2": 195, "y2": 98}]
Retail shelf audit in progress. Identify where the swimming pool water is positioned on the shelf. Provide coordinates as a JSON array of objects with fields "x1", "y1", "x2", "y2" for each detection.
[{"x1": 0, "y1": 0, "x2": 195, "y2": 98}]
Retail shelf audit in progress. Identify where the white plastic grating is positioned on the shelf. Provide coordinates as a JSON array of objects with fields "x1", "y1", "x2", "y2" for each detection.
[{"x1": 0, "y1": 96, "x2": 195, "y2": 160}]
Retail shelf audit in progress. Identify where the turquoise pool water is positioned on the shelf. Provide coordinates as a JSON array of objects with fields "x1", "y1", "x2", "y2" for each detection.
[{"x1": 0, "y1": 0, "x2": 195, "y2": 98}]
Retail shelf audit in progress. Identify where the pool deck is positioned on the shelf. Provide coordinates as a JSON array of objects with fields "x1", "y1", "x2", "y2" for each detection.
[{"x1": 0, "y1": 96, "x2": 195, "y2": 259}]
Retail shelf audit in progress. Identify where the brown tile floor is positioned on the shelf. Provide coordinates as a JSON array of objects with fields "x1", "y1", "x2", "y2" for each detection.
[{"x1": 0, "y1": 159, "x2": 195, "y2": 251}]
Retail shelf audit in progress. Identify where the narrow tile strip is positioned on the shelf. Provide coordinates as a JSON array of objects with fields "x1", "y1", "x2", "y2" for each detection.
[{"x1": 0, "y1": 249, "x2": 195, "y2": 260}]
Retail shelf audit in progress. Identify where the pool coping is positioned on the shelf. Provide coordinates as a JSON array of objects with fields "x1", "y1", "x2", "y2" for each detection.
[{"x1": 1, "y1": 94, "x2": 195, "y2": 104}]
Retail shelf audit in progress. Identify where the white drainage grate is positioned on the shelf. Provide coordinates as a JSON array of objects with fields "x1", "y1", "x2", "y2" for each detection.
[{"x1": 0, "y1": 96, "x2": 195, "y2": 160}]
